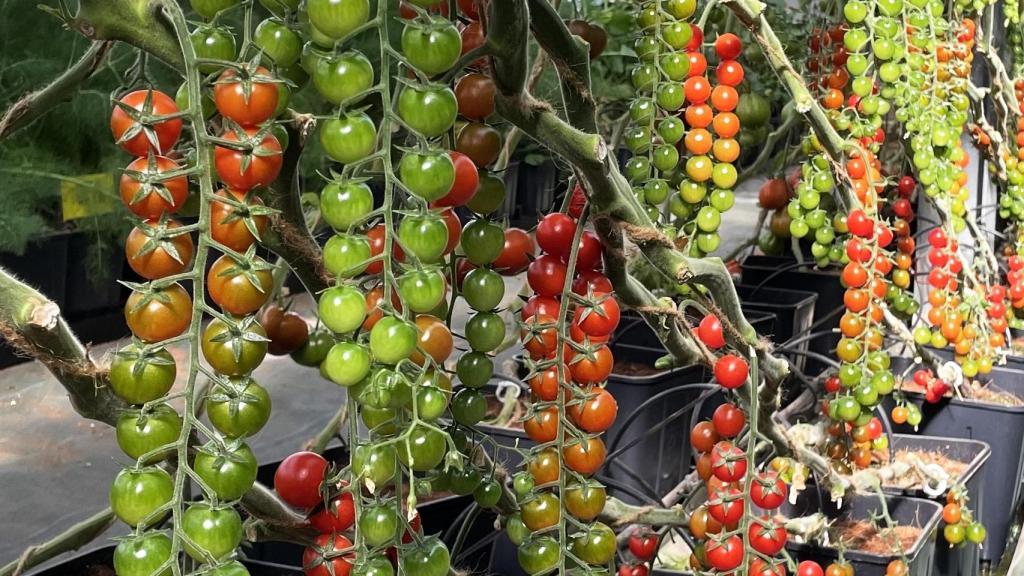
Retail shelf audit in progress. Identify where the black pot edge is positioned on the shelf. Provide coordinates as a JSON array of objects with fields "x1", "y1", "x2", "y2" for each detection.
[{"x1": 882, "y1": 434, "x2": 991, "y2": 501}]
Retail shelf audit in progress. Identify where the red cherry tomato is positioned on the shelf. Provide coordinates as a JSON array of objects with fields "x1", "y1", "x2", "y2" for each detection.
[
  {"x1": 714, "y1": 354, "x2": 748, "y2": 389},
  {"x1": 275, "y1": 451, "x2": 328, "y2": 508},
  {"x1": 698, "y1": 314, "x2": 725, "y2": 348}
]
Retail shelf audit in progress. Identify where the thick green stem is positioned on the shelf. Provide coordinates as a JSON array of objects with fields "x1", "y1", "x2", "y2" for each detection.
[
  {"x1": 0, "y1": 41, "x2": 114, "y2": 141},
  {"x1": 76, "y1": 0, "x2": 183, "y2": 68},
  {"x1": 0, "y1": 267, "x2": 124, "y2": 425},
  {"x1": 0, "y1": 508, "x2": 115, "y2": 576}
]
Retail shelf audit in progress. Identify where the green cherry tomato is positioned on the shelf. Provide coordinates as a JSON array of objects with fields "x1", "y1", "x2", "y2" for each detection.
[
  {"x1": 176, "y1": 83, "x2": 215, "y2": 120},
  {"x1": 181, "y1": 503, "x2": 243, "y2": 561},
  {"x1": 448, "y1": 465, "x2": 481, "y2": 495},
  {"x1": 966, "y1": 522, "x2": 986, "y2": 544},
  {"x1": 399, "y1": 213, "x2": 449, "y2": 263},
  {"x1": 292, "y1": 328, "x2": 333, "y2": 367},
  {"x1": 116, "y1": 404, "x2": 182, "y2": 462},
  {"x1": 398, "y1": 84, "x2": 458, "y2": 138},
  {"x1": 361, "y1": 405, "x2": 398, "y2": 436},
  {"x1": 456, "y1": 351, "x2": 493, "y2": 388},
  {"x1": 401, "y1": 537, "x2": 451, "y2": 576},
  {"x1": 397, "y1": 268, "x2": 447, "y2": 313},
  {"x1": 205, "y1": 561, "x2": 250, "y2": 576},
  {"x1": 110, "y1": 467, "x2": 173, "y2": 527},
  {"x1": 201, "y1": 318, "x2": 268, "y2": 377},
  {"x1": 359, "y1": 368, "x2": 412, "y2": 409},
  {"x1": 193, "y1": 441, "x2": 258, "y2": 501},
  {"x1": 451, "y1": 388, "x2": 486, "y2": 425},
  {"x1": 254, "y1": 18, "x2": 302, "y2": 67},
  {"x1": 321, "y1": 112, "x2": 377, "y2": 164},
  {"x1": 113, "y1": 532, "x2": 172, "y2": 576},
  {"x1": 323, "y1": 341, "x2": 371, "y2": 386},
  {"x1": 398, "y1": 424, "x2": 448, "y2": 471},
  {"x1": 461, "y1": 219, "x2": 505, "y2": 265},
  {"x1": 318, "y1": 285, "x2": 367, "y2": 334},
  {"x1": 359, "y1": 504, "x2": 400, "y2": 546},
  {"x1": 474, "y1": 479, "x2": 501, "y2": 507},
  {"x1": 370, "y1": 316, "x2": 417, "y2": 364},
  {"x1": 206, "y1": 378, "x2": 272, "y2": 438},
  {"x1": 399, "y1": 150, "x2": 456, "y2": 202},
  {"x1": 307, "y1": 0, "x2": 370, "y2": 39},
  {"x1": 190, "y1": 25, "x2": 236, "y2": 74},
  {"x1": 465, "y1": 311, "x2": 505, "y2": 352},
  {"x1": 506, "y1": 514, "x2": 529, "y2": 546},
  {"x1": 353, "y1": 557, "x2": 395, "y2": 576},
  {"x1": 401, "y1": 19, "x2": 462, "y2": 76},
  {"x1": 323, "y1": 233, "x2": 371, "y2": 277},
  {"x1": 462, "y1": 267, "x2": 504, "y2": 311},
  {"x1": 109, "y1": 345, "x2": 176, "y2": 405},
  {"x1": 353, "y1": 443, "x2": 397, "y2": 486},
  {"x1": 313, "y1": 50, "x2": 373, "y2": 105},
  {"x1": 320, "y1": 179, "x2": 375, "y2": 231},
  {"x1": 415, "y1": 382, "x2": 450, "y2": 421},
  {"x1": 465, "y1": 174, "x2": 506, "y2": 214},
  {"x1": 570, "y1": 522, "x2": 616, "y2": 565},
  {"x1": 518, "y1": 536, "x2": 560, "y2": 575}
]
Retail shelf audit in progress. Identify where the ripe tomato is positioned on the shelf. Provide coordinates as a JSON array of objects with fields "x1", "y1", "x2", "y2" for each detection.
[
  {"x1": 302, "y1": 533, "x2": 353, "y2": 576},
  {"x1": 574, "y1": 296, "x2": 620, "y2": 337},
  {"x1": 120, "y1": 156, "x2": 189, "y2": 218},
  {"x1": 207, "y1": 254, "x2": 273, "y2": 315},
  {"x1": 715, "y1": 33, "x2": 743, "y2": 59},
  {"x1": 275, "y1": 451, "x2": 327, "y2": 508},
  {"x1": 712, "y1": 403, "x2": 746, "y2": 437},
  {"x1": 260, "y1": 306, "x2": 310, "y2": 355},
  {"x1": 455, "y1": 72, "x2": 495, "y2": 120},
  {"x1": 706, "y1": 535, "x2": 743, "y2": 571},
  {"x1": 126, "y1": 220, "x2": 194, "y2": 280},
  {"x1": 524, "y1": 406, "x2": 559, "y2": 442},
  {"x1": 750, "y1": 471, "x2": 788, "y2": 509},
  {"x1": 214, "y1": 67, "x2": 279, "y2": 127},
  {"x1": 758, "y1": 178, "x2": 789, "y2": 209},
  {"x1": 537, "y1": 213, "x2": 577, "y2": 258},
  {"x1": 211, "y1": 189, "x2": 269, "y2": 252},
  {"x1": 527, "y1": 452, "x2": 561, "y2": 487},
  {"x1": 749, "y1": 517, "x2": 787, "y2": 555},
  {"x1": 493, "y1": 228, "x2": 534, "y2": 274},
  {"x1": 563, "y1": 436, "x2": 606, "y2": 475},
  {"x1": 569, "y1": 344, "x2": 614, "y2": 384},
  {"x1": 698, "y1": 314, "x2": 725, "y2": 348},
  {"x1": 690, "y1": 420, "x2": 720, "y2": 452},
  {"x1": 521, "y1": 314, "x2": 558, "y2": 358},
  {"x1": 125, "y1": 283, "x2": 192, "y2": 343},
  {"x1": 575, "y1": 230, "x2": 604, "y2": 269},
  {"x1": 214, "y1": 127, "x2": 283, "y2": 191},
  {"x1": 568, "y1": 386, "x2": 618, "y2": 433},
  {"x1": 111, "y1": 89, "x2": 182, "y2": 156},
  {"x1": 707, "y1": 485, "x2": 744, "y2": 524},
  {"x1": 529, "y1": 365, "x2": 563, "y2": 401},
  {"x1": 527, "y1": 254, "x2": 568, "y2": 297},
  {"x1": 714, "y1": 354, "x2": 749, "y2": 388},
  {"x1": 432, "y1": 151, "x2": 479, "y2": 207},
  {"x1": 628, "y1": 532, "x2": 658, "y2": 561},
  {"x1": 710, "y1": 441, "x2": 746, "y2": 482},
  {"x1": 798, "y1": 561, "x2": 824, "y2": 576},
  {"x1": 573, "y1": 269, "x2": 613, "y2": 295},
  {"x1": 522, "y1": 295, "x2": 560, "y2": 320},
  {"x1": 456, "y1": 122, "x2": 501, "y2": 166}
]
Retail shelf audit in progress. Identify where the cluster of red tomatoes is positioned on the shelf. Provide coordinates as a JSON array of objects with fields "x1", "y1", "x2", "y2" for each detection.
[
  {"x1": 512, "y1": 210, "x2": 622, "y2": 574},
  {"x1": 1007, "y1": 256, "x2": 1024, "y2": 312},
  {"x1": 809, "y1": 25, "x2": 851, "y2": 111}
]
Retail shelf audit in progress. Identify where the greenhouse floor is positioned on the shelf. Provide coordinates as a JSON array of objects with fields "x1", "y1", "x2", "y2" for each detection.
[{"x1": 0, "y1": 185, "x2": 763, "y2": 571}]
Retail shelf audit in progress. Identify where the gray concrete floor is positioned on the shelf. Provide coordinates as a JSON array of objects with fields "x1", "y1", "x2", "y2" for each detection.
[{"x1": 0, "y1": 179, "x2": 763, "y2": 572}]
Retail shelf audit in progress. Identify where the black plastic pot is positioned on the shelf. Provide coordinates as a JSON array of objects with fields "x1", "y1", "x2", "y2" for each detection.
[
  {"x1": 884, "y1": 435, "x2": 990, "y2": 575},
  {"x1": 884, "y1": 356, "x2": 1024, "y2": 564},
  {"x1": 25, "y1": 544, "x2": 304, "y2": 576},
  {"x1": 782, "y1": 492, "x2": 942, "y2": 576},
  {"x1": 736, "y1": 284, "x2": 817, "y2": 370},
  {"x1": 740, "y1": 255, "x2": 843, "y2": 375}
]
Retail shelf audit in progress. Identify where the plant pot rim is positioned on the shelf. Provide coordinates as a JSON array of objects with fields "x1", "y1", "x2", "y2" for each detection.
[{"x1": 882, "y1": 434, "x2": 991, "y2": 499}]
